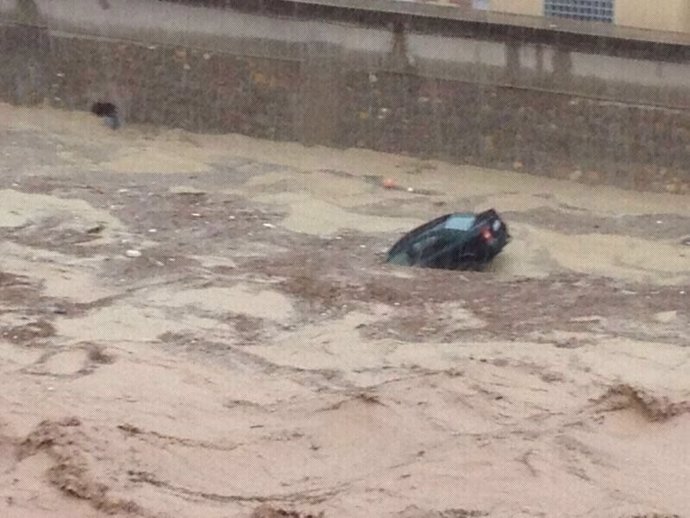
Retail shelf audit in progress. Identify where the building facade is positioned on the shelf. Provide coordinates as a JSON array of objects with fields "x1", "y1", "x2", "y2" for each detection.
[
  {"x1": 430, "y1": 0, "x2": 690, "y2": 33},
  {"x1": 614, "y1": 0, "x2": 690, "y2": 34}
]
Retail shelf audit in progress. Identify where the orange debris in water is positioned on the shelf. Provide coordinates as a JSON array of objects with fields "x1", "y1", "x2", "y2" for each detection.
[{"x1": 382, "y1": 178, "x2": 396, "y2": 189}]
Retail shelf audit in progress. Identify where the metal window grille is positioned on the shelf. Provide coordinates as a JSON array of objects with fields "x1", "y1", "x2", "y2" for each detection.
[{"x1": 544, "y1": 0, "x2": 614, "y2": 22}]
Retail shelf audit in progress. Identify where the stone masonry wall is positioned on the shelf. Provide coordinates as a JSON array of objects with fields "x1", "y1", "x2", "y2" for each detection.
[
  {"x1": 0, "y1": 23, "x2": 301, "y2": 141},
  {"x1": 1, "y1": 16, "x2": 689, "y2": 193},
  {"x1": 339, "y1": 71, "x2": 690, "y2": 191}
]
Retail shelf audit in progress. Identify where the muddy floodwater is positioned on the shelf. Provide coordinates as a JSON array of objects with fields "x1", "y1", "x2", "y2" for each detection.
[{"x1": 0, "y1": 103, "x2": 689, "y2": 518}]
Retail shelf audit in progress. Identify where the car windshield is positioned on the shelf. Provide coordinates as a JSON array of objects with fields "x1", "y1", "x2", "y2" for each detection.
[{"x1": 443, "y1": 215, "x2": 475, "y2": 231}]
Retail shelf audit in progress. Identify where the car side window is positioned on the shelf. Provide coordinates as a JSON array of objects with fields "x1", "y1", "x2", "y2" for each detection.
[
  {"x1": 410, "y1": 234, "x2": 440, "y2": 256},
  {"x1": 416, "y1": 233, "x2": 457, "y2": 265}
]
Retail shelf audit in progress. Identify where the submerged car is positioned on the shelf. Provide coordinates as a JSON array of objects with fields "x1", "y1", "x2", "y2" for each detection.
[{"x1": 386, "y1": 209, "x2": 510, "y2": 270}]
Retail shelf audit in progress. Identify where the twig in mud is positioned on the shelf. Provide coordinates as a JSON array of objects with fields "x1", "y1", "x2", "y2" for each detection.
[
  {"x1": 251, "y1": 504, "x2": 325, "y2": 518},
  {"x1": 517, "y1": 449, "x2": 538, "y2": 477},
  {"x1": 318, "y1": 391, "x2": 385, "y2": 412},
  {"x1": 117, "y1": 423, "x2": 241, "y2": 451},
  {"x1": 127, "y1": 470, "x2": 347, "y2": 506}
]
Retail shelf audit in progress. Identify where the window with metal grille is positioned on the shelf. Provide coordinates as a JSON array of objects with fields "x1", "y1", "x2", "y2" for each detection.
[{"x1": 544, "y1": 0, "x2": 614, "y2": 22}]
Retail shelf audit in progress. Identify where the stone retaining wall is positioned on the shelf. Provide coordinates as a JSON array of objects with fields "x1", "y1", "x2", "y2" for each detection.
[{"x1": 1, "y1": 1, "x2": 689, "y2": 193}]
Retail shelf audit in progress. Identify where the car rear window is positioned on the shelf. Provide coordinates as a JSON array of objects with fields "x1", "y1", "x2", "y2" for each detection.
[{"x1": 443, "y1": 215, "x2": 475, "y2": 231}]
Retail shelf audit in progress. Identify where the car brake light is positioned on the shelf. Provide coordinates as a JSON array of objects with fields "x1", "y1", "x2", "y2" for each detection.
[{"x1": 481, "y1": 227, "x2": 492, "y2": 241}]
